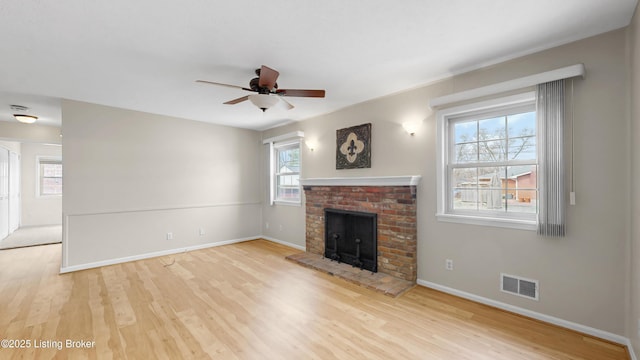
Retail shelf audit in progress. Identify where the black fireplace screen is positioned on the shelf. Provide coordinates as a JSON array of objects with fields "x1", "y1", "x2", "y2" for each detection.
[{"x1": 324, "y1": 208, "x2": 377, "y2": 272}]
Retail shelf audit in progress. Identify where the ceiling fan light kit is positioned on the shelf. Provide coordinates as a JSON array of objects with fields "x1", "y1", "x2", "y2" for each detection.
[
  {"x1": 197, "y1": 65, "x2": 326, "y2": 112},
  {"x1": 248, "y1": 94, "x2": 279, "y2": 112}
]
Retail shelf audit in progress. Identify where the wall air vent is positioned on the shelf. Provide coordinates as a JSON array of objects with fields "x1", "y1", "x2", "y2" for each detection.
[{"x1": 500, "y1": 273, "x2": 539, "y2": 301}]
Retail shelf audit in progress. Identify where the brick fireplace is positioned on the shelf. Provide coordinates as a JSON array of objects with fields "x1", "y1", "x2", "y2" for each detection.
[{"x1": 300, "y1": 176, "x2": 421, "y2": 282}]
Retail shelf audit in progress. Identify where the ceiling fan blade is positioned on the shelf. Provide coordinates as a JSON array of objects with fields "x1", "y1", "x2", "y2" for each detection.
[
  {"x1": 196, "y1": 80, "x2": 253, "y2": 92},
  {"x1": 224, "y1": 95, "x2": 249, "y2": 105},
  {"x1": 275, "y1": 89, "x2": 325, "y2": 98},
  {"x1": 259, "y1": 65, "x2": 279, "y2": 90},
  {"x1": 279, "y1": 96, "x2": 295, "y2": 110}
]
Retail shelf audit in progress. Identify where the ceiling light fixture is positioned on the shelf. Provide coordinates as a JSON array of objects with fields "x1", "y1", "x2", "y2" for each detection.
[
  {"x1": 248, "y1": 94, "x2": 279, "y2": 112},
  {"x1": 14, "y1": 114, "x2": 38, "y2": 124},
  {"x1": 10, "y1": 105, "x2": 38, "y2": 124}
]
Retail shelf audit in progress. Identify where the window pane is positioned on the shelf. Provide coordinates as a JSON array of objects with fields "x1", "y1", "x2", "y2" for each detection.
[
  {"x1": 508, "y1": 135, "x2": 536, "y2": 160},
  {"x1": 477, "y1": 167, "x2": 506, "y2": 211},
  {"x1": 453, "y1": 166, "x2": 538, "y2": 213},
  {"x1": 40, "y1": 161, "x2": 62, "y2": 196},
  {"x1": 278, "y1": 174, "x2": 299, "y2": 187},
  {"x1": 507, "y1": 189, "x2": 537, "y2": 214},
  {"x1": 478, "y1": 116, "x2": 505, "y2": 141},
  {"x1": 43, "y1": 164, "x2": 62, "y2": 177},
  {"x1": 507, "y1": 112, "x2": 536, "y2": 136},
  {"x1": 454, "y1": 120, "x2": 477, "y2": 143},
  {"x1": 276, "y1": 173, "x2": 299, "y2": 201},
  {"x1": 507, "y1": 111, "x2": 536, "y2": 161},
  {"x1": 452, "y1": 168, "x2": 478, "y2": 210},
  {"x1": 42, "y1": 177, "x2": 63, "y2": 195},
  {"x1": 506, "y1": 165, "x2": 538, "y2": 214},
  {"x1": 454, "y1": 143, "x2": 477, "y2": 163},
  {"x1": 277, "y1": 186, "x2": 300, "y2": 200},
  {"x1": 277, "y1": 147, "x2": 300, "y2": 173},
  {"x1": 479, "y1": 140, "x2": 506, "y2": 162}
]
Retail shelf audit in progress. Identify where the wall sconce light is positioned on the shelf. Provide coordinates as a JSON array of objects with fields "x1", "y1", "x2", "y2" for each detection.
[
  {"x1": 305, "y1": 140, "x2": 317, "y2": 152},
  {"x1": 402, "y1": 121, "x2": 421, "y2": 136}
]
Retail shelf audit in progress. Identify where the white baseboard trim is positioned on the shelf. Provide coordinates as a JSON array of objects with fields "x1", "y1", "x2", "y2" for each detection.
[
  {"x1": 59, "y1": 235, "x2": 304, "y2": 274},
  {"x1": 629, "y1": 342, "x2": 638, "y2": 360},
  {"x1": 417, "y1": 279, "x2": 633, "y2": 351},
  {"x1": 260, "y1": 235, "x2": 306, "y2": 251},
  {"x1": 59, "y1": 236, "x2": 259, "y2": 273}
]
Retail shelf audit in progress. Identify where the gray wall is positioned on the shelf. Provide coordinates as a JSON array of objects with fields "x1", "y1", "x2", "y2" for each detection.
[
  {"x1": 61, "y1": 100, "x2": 262, "y2": 270},
  {"x1": 262, "y1": 29, "x2": 630, "y2": 337},
  {"x1": 0, "y1": 122, "x2": 61, "y2": 145}
]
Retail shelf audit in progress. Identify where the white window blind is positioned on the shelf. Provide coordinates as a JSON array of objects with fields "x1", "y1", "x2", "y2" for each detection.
[{"x1": 536, "y1": 80, "x2": 565, "y2": 237}]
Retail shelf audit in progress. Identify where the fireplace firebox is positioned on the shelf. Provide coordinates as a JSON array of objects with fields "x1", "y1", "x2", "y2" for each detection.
[{"x1": 324, "y1": 208, "x2": 377, "y2": 272}]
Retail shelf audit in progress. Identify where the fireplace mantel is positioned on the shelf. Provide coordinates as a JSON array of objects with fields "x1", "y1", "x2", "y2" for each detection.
[{"x1": 300, "y1": 175, "x2": 421, "y2": 187}]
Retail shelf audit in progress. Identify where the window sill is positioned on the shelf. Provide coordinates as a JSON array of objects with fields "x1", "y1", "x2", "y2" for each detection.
[
  {"x1": 273, "y1": 200, "x2": 302, "y2": 207},
  {"x1": 436, "y1": 213, "x2": 536, "y2": 231},
  {"x1": 37, "y1": 194, "x2": 63, "y2": 199}
]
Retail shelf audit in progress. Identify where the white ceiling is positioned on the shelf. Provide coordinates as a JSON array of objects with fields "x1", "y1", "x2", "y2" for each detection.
[{"x1": 0, "y1": 1, "x2": 636, "y2": 130}]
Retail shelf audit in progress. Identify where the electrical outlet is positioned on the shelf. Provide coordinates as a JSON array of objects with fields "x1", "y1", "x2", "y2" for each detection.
[
  {"x1": 166, "y1": 232, "x2": 173, "y2": 240},
  {"x1": 279, "y1": 224, "x2": 283, "y2": 231},
  {"x1": 265, "y1": 222, "x2": 270, "y2": 229},
  {"x1": 445, "y1": 259, "x2": 454, "y2": 271},
  {"x1": 199, "y1": 228, "x2": 205, "y2": 236}
]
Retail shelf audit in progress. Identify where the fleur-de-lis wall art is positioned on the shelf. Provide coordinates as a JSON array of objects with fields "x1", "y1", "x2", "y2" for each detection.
[{"x1": 336, "y1": 123, "x2": 371, "y2": 169}]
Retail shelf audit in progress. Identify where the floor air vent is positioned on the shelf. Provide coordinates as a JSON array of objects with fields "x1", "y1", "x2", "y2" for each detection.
[{"x1": 501, "y1": 273, "x2": 539, "y2": 300}]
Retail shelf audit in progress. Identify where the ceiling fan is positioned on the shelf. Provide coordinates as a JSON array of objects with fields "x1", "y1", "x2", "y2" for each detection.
[{"x1": 196, "y1": 65, "x2": 325, "y2": 112}]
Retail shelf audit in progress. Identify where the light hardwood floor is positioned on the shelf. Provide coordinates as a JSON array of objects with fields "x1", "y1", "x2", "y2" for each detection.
[{"x1": 0, "y1": 240, "x2": 630, "y2": 359}]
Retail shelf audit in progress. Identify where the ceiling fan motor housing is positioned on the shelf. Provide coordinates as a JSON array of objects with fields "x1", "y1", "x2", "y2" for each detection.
[{"x1": 250, "y1": 77, "x2": 277, "y2": 93}]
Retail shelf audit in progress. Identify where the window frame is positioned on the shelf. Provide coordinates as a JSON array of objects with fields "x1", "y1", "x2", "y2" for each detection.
[
  {"x1": 436, "y1": 92, "x2": 537, "y2": 230},
  {"x1": 264, "y1": 131, "x2": 304, "y2": 207},
  {"x1": 37, "y1": 156, "x2": 63, "y2": 197},
  {"x1": 273, "y1": 140, "x2": 302, "y2": 205}
]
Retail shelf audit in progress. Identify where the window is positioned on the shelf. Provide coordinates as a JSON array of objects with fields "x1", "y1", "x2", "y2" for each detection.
[
  {"x1": 264, "y1": 131, "x2": 304, "y2": 206},
  {"x1": 274, "y1": 142, "x2": 301, "y2": 203},
  {"x1": 38, "y1": 157, "x2": 62, "y2": 196},
  {"x1": 437, "y1": 92, "x2": 537, "y2": 229}
]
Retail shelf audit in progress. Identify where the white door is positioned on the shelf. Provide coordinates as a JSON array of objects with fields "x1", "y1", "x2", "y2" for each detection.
[
  {"x1": 0, "y1": 148, "x2": 8, "y2": 240},
  {"x1": 8, "y1": 151, "x2": 20, "y2": 233}
]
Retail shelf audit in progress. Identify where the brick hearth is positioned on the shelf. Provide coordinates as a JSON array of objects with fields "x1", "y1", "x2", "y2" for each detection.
[
  {"x1": 301, "y1": 176, "x2": 420, "y2": 282},
  {"x1": 285, "y1": 252, "x2": 415, "y2": 297}
]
